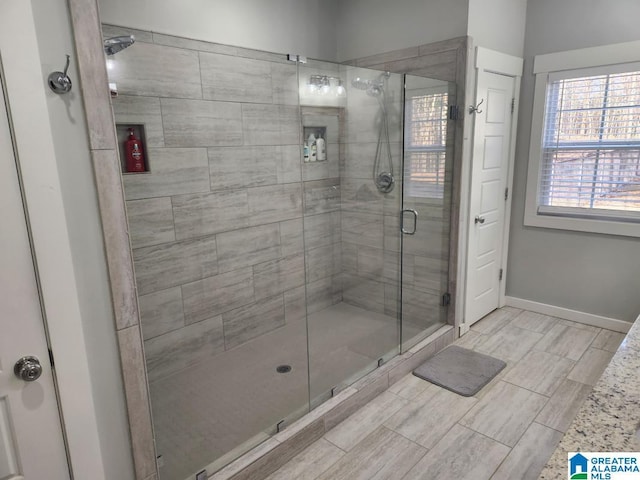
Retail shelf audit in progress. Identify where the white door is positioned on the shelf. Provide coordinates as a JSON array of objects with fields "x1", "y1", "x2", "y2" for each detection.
[
  {"x1": 0, "y1": 70, "x2": 71, "y2": 479},
  {"x1": 465, "y1": 71, "x2": 517, "y2": 325}
]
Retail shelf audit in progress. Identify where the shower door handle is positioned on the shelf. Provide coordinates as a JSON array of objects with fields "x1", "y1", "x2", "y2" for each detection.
[{"x1": 401, "y1": 209, "x2": 418, "y2": 235}]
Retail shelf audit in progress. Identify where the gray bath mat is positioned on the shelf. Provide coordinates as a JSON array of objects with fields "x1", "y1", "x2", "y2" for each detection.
[{"x1": 413, "y1": 345, "x2": 506, "y2": 397}]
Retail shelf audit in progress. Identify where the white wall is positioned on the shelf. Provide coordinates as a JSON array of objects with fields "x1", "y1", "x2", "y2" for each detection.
[
  {"x1": 467, "y1": 0, "x2": 527, "y2": 57},
  {"x1": 335, "y1": 0, "x2": 468, "y2": 62},
  {"x1": 98, "y1": 0, "x2": 338, "y2": 60},
  {"x1": 31, "y1": 1, "x2": 135, "y2": 478},
  {"x1": 506, "y1": 0, "x2": 640, "y2": 322}
]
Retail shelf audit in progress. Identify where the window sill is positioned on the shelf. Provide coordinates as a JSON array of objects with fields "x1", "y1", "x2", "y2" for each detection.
[{"x1": 523, "y1": 211, "x2": 640, "y2": 238}]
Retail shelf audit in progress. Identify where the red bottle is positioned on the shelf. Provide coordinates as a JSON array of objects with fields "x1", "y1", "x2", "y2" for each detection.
[{"x1": 125, "y1": 128, "x2": 146, "y2": 172}]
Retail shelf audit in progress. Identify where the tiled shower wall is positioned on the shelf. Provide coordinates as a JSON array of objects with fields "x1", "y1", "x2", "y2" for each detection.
[
  {"x1": 105, "y1": 24, "x2": 343, "y2": 382},
  {"x1": 339, "y1": 68, "x2": 404, "y2": 319},
  {"x1": 339, "y1": 68, "x2": 451, "y2": 334}
]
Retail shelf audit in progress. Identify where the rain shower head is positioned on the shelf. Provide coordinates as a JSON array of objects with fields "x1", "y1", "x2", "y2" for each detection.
[
  {"x1": 104, "y1": 35, "x2": 136, "y2": 56},
  {"x1": 351, "y1": 77, "x2": 374, "y2": 90},
  {"x1": 351, "y1": 72, "x2": 389, "y2": 97}
]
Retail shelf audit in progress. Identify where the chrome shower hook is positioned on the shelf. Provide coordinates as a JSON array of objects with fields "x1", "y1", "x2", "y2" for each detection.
[
  {"x1": 48, "y1": 54, "x2": 72, "y2": 94},
  {"x1": 468, "y1": 98, "x2": 484, "y2": 114}
]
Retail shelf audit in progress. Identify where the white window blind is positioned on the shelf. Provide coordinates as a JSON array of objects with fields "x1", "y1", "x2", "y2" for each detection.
[
  {"x1": 404, "y1": 89, "x2": 448, "y2": 199},
  {"x1": 540, "y1": 69, "x2": 640, "y2": 220}
]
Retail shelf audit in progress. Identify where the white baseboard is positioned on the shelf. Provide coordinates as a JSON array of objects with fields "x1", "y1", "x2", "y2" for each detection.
[{"x1": 504, "y1": 296, "x2": 631, "y2": 333}]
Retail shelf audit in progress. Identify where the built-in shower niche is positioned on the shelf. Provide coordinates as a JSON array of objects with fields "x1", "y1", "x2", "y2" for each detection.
[
  {"x1": 303, "y1": 125, "x2": 327, "y2": 162},
  {"x1": 116, "y1": 123, "x2": 149, "y2": 174}
]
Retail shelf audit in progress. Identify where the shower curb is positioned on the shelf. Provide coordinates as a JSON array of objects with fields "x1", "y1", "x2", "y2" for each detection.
[{"x1": 210, "y1": 324, "x2": 455, "y2": 480}]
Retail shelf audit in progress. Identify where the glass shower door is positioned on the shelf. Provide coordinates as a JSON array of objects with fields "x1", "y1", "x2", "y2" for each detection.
[
  {"x1": 400, "y1": 74, "x2": 456, "y2": 350},
  {"x1": 298, "y1": 62, "x2": 404, "y2": 407}
]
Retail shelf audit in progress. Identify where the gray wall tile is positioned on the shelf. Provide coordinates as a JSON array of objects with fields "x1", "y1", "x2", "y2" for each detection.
[
  {"x1": 200, "y1": 52, "x2": 273, "y2": 103},
  {"x1": 306, "y1": 275, "x2": 342, "y2": 314},
  {"x1": 209, "y1": 146, "x2": 279, "y2": 190},
  {"x1": 248, "y1": 183, "x2": 303, "y2": 226},
  {"x1": 133, "y1": 236, "x2": 218, "y2": 295},
  {"x1": 271, "y1": 63, "x2": 298, "y2": 105},
  {"x1": 356, "y1": 245, "x2": 384, "y2": 280},
  {"x1": 181, "y1": 268, "x2": 254, "y2": 324},
  {"x1": 277, "y1": 145, "x2": 302, "y2": 184},
  {"x1": 254, "y1": 254, "x2": 306, "y2": 300},
  {"x1": 107, "y1": 41, "x2": 202, "y2": 98},
  {"x1": 216, "y1": 224, "x2": 282, "y2": 273},
  {"x1": 284, "y1": 286, "x2": 306, "y2": 324},
  {"x1": 223, "y1": 295, "x2": 286, "y2": 349},
  {"x1": 343, "y1": 274, "x2": 385, "y2": 314},
  {"x1": 125, "y1": 197, "x2": 175, "y2": 248},
  {"x1": 303, "y1": 178, "x2": 341, "y2": 215},
  {"x1": 138, "y1": 287, "x2": 185, "y2": 340},
  {"x1": 161, "y1": 98, "x2": 243, "y2": 147},
  {"x1": 341, "y1": 178, "x2": 383, "y2": 214},
  {"x1": 342, "y1": 211, "x2": 383, "y2": 249},
  {"x1": 111, "y1": 95, "x2": 165, "y2": 147},
  {"x1": 235, "y1": 47, "x2": 289, "y2": 64},
  {"x1": 144, "y1": 315, "x2": 225, "y2": 381},
  {"x1": 123, "y1": 147, "x2": 210, "y2": 200},
  {"x1": 305, "y1": 244, "x2": 342, "y2": 283},
  {"x1": 208, "y1": 145, "x2": 301, "y2": 191},
  {"x1": 280, "y1": 219, "x2": 304, "y2": 256},
  {"x1": 242, "y1": 104, "x2": 300, "y2": 145},
  {"x1": 303, "y1": 212, "x2": 341, "y2": 250},
  {"x1": 151, "y1": 32, "x2": 237, "y2": 56},
  {"x1": 172, "y1": 189, "x2": 249, "y2": 239}
]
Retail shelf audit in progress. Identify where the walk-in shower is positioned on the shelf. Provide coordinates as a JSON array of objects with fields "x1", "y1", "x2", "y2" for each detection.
[
  {"x1": 105, "y1": 23, "x2": 455, "y2": 479},
  {"x1": 351, "y1": 72, "x2": 396, "y2": 193}
]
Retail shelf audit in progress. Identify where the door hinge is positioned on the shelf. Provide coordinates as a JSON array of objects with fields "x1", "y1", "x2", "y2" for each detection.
[
  {"x1": 48, "y1": 348, "x2": 55, "y2": 368},
  {"x1": 448, "y1": 105, "x2": 459, "y2": 120},
  {"x1": 442, "y1": 292, "x2": 451, "y2": 306},
  {"x1": 511, "y1": 98, "x2": 515, "y2": 114},
  {"x1": 504, "y1": 187, "x2": 509, "y2": 201},
  {"x1": 499, "y1": 268, "x2": 504, "y2": 281}
]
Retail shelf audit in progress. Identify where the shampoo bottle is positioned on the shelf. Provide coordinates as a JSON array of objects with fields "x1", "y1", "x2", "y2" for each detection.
[
  {"x1": 316, "y1": 133, "x2": 326, "y2": 161},
  {"x1": 308, "y1": 133, "x2": 317, "y2": 162},
  {"x1": 125, "y1": 128, "x2": 146, "y2": 173}
]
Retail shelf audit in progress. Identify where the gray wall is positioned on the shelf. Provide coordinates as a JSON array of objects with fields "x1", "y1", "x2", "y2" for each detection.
[
  {"x1": 507, "y1": 0, "x2": 640, "y2": 322},
  {"x1": 335, "y1": 0, "x2": 468, "y2": 62},
  {"x1": 31, "y1": 2, "x2": 135, "y2": 480},
  {"x1": 98, "y1": 0, "x2": 338, "y2": 61},
  {"x1": 467, "y1": 0, "x2": 527, "y2": 57}
]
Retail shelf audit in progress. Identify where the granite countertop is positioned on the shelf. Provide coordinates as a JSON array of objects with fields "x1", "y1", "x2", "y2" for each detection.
[{"x1": 539, "y1": 315, "x2": 640, "y2": 478}]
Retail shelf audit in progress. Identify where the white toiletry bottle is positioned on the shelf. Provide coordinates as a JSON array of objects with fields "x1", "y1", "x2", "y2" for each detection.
[
  {"x1": 316, "y1": 133, "x2": 326, "y2": 161},
  {"x1": 303, "y1": 144, "x2": 310, "y2": 162},
  {"x1": 308, "y1": 133, "x2": 317, "y2": 162}
]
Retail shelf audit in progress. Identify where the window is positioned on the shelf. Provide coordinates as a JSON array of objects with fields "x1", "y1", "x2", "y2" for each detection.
[
  {"x1": 540, "y1": 69, "x2": 640, "y2": 216},
  {"x1": 524, "y1": 40, "x2": 640, "y2": 237},
  {"x1": 404, "y1": 89, "x2": 448, "y2": 199}
]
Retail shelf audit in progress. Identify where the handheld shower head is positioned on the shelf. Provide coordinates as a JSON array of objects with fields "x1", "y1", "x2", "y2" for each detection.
[{"x1": 104, "y1": 35, "x2": 136, "y2": 56}]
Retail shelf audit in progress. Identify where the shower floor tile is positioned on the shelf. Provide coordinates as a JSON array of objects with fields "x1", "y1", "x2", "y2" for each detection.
[
  {"x1": 266, "y1": 307, "x2": 618, "y2": 480},
  {"x1": 152, "y1": 301, "x2": 410, "y2": 480}
]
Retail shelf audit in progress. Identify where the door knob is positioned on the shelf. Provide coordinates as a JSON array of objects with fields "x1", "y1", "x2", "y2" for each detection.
[
  {"x1": 474, "y1": 215, "x2": 486, "y2": 224},
  {"x1": 14, "y1": 356, "x2": 43, "y2": 382}
]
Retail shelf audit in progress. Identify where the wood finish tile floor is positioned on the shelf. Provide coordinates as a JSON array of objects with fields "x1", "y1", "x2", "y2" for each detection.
[{"x1": 265, "y1": 307, "x2": 625, "y2": 480}]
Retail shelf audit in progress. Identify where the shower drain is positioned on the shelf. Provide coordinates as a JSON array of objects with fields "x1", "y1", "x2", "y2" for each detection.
[{"x1": 276, "y1": 365, "x2": 292, "y2": 374}]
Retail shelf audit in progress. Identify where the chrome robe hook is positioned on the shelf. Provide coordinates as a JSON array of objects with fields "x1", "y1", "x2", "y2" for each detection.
[
  {"x1": 469, "y1": 98, "x2": 484, "y2": 114},
  {"x1": 48, "y1": 55, "x2": 72, "y2": 94}
]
